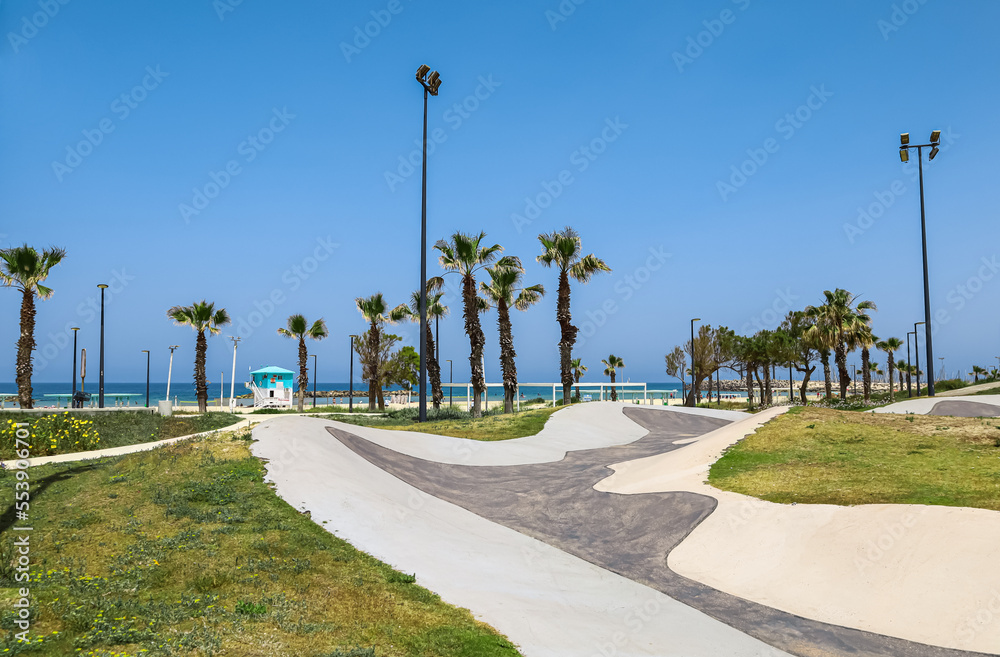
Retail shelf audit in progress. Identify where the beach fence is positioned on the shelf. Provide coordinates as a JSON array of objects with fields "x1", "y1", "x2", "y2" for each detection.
[{"x1": 439, "y1": 382, "x2": 651, "y2": 411}]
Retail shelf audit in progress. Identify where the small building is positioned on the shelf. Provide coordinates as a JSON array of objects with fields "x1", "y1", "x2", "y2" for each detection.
[{"x1": 247, "y1": 366, "x2": 295, "y2": 408}]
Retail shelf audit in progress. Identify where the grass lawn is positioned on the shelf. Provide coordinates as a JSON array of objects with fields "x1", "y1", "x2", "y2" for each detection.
[
  {"x1": 0, "y1": 411, "x2": 242, "y2": 460},
  {"x1": 709, "y1": 406, "x2": 1000, "y2": 510},
  {"x1": 315, "y1": 407, "x2": 562, "y2": 442},
  {"x1": 973, "y1": 386, "x2": 1000, "y2": 396},
  {"x1": 0, "y1": 428, "x2": 521, "y2": 656}
]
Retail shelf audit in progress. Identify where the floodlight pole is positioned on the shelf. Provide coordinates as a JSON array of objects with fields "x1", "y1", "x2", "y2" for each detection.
[
  {"x1": 689, "y1": 318, "x2": 700, "y2": 407},
  {"x1": 141, "y1": 350, "x2": 150, "y2": 407},
  {"x1": 349, "y1": 334, "x2": 358, "y2": 412},
  {"x1": 906, "y1": 331, "x2": 915, "y2": 398},
  {"x1": 71, "y1": 327, "x2": 80, "y2": 399},
  {"x1": 915, "y1": 321, "x2": 925, "y2": 396},
  {"x1": 312, "y1": 354, "x2": 318, "y2": 408},
  {"x1": 98, "y1": 284, "x2": 108, "y2": 408},
  {"x1": 229, "y1": 336, "x2": 240, "y2": 412},
  {"x1": 415, "y1": 65, "x2": 441, "y2": 422}
]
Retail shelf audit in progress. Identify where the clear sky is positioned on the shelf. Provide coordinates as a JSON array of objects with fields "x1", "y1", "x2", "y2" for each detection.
[{"x1": 2, "y1": 0, "x2": 998, "y2": 386}]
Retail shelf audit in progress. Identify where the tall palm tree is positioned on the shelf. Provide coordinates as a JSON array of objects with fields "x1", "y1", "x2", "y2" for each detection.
[
  {"x1": 571, "y1": 358, "x2": 587, "y2": 401},
  {"x1": 167, "y1": 301, "x2": 231, "y2": 413},
  {"x1": 480, "y1": 258, "x2": 545, "y2": 413},
  {"x1": 876, "y1": 337, "x2": 904, "y2": 398},
  {"x1": 0, "y1": 245, "x2": 66, "y2": 409},
  {"x1": 537, "y1": 227, "x2": 611, "y2": 405},
  {"x1": 435, "y1": 231, "x2": 502, "y2": 417},
  {"x1": 601, "y1": 355, "x2": 625, "y2": 402},
  {"x1": 897, "y1": 359, "x2": 911, "y2": 394},
  {"x1": 402, "y1": 278, "x2": 449, "y2": 410},
  {"x1": 277, "y1": 315, "x2": 329, "y2": 411},
  {"x1": 356, "y1": 293, "x2": 407, "y2": 411},
  {"x1": 807, "y1": 289, "x2": 877, "y2": 400},
  {"x1": 849, "y1": 324, "x2": 878, "y2": 403},
  {"x1": 804, "y1": 314, "x2": 837, "y2": 401}
]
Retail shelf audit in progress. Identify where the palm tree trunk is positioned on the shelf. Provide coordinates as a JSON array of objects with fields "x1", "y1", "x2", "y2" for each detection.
[
  {"x1": 297, "y1": 336, "x2": 307, "y2": 412},
  {"x1": 861, "y1": 346, "x2": 872, "y2": 403},
  {"x1": 16, "y1": 289, "x2": 36, "y2": 409},
  {"x1": 835, "y1": 340, "x2": 849, "y2": 399},
  {"x1": 463, "y1": 273, "x2": 486, "y2": 417},
  {"x1": 556, "y1": 270, "x2": 577, "y2": 405},
  {"x1": 820, "y1": 352, "x2": 832, "y2": 400},
  {"x1": 425, "y1": 324, "x2": 443, "y2": 410},
  {"x1": 610, "y1": 372, "x2": 617, "y2": 402},
  {"x1": 887, "y1": 353, "x2": 895, "y2": 398},
  {"x1": 367, "y1": 324, "x2": 380, "y2": 411},
  {"x1": 195, "y1": 329, "x2": 208, "y2": 413},
  {"x1": 497, "y1": 300, "x2": 517, "y2": 414}
]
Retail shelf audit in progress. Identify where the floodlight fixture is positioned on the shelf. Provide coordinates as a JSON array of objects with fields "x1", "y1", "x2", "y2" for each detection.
[
  {"x1": 928, "y1": 146, "x2": 939, "y2": 160},
  {"x1": 416, "y1": 64, "x2": 430, "y2": 81},
  {"x1": 900, "y1": 133, "x2": 910, "y2": 146},
  {"x1": 930, "y1": 130, "x2": 941, "y2": 144},
  {"x1": 900, "y1": 148, "x2": 909, "y2": 163}
]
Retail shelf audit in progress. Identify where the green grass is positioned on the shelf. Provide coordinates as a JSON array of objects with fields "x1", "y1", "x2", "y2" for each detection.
[
  {"x1": 709, "y1": 406, "x2": 1000, "y2": 510},
  {"x1": 0, "y1": 428, "x2": 522, "y2": 656},
  {"x1": 0, "y1": 411, "x2": 241, "y2": 460},
  {"x1": 316, "y1": 406, "x2": 562, "y2": 442}
]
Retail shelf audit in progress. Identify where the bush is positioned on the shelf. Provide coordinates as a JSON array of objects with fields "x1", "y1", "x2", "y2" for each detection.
[{"x1": 934, "y1": 378, "x2": 968, "y2": 392}]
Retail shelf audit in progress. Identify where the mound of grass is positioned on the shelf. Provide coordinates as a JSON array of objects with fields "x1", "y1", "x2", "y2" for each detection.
[
  {"x1": 709, "y1": 406, "x2": 1000, "y2": 510},
  {"x1": 0, "y1": 411, "x2": 241, "y2": 459},
  {"x1": 317, "y1": 406, "x2": 561, "y2": 442},
  {"x1": 0, "y1": 429, "x2": 521, "y2": 656}
]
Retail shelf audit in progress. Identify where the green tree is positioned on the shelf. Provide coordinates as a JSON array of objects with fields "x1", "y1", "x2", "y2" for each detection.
[
  {"x1": 435, "y1": 231, "x2": 502, "y2": 417},
  {"x1": 782, "y1": 311, "x2": 819, "y2": 404},
  {"x1": 402, "y1": 278, "x2": 448, "y2": 409},
  {"x1": 355, "y1": 293, "x2": 407, "y2": 411},
  {"x1": 353, "y1": 331, "x2": 403, "y2": 410},
  {"x1": 601, "y1": 355, "x2": 625, "y2": 401},
  {"x1": 806, "y1": 289, "x2": 877, "y2": 400},
  {"x1": 876, "y1": 337, "x2": 904, "y2": 398},
  {"x1": 386, "y1": 345, "x2": 420, "y2": 392},
  {"x1": 536, "y1": 227, "x2": 611, "y2": 406},
  {"x1": 480, "y1": 257, "x2": 545, "y2": 413},
  {"x1": 277, "y1": 314, "x2": 329, "y2": 411},
  {"x1": 0, "y1": 244, "x2": 66, "y2": 409},
  {"x1": 571, "y1": 358, "x2": 588, "y2": 401},
  {"x1": 167, "y1": 301, "x2": 231, "y2": 413}
]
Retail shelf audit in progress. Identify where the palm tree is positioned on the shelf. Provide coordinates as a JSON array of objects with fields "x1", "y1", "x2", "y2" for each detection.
[
  {"x1": 571, "y1": 358, "x2": 588, "y2": 401},
  {"x1": 804, "y1": 314, "x2": 837, "y2": 401},
  {"x1": 849, "y1": 324, "x2": 878, "y2": 403},
  {"x1": 435, "y1": 231, "x2": 503, "y2": 417},
  {"x1": 401, "y1": 278, "x2": 449, "y2": 410},
  {"x1": 601, "y1": 355, "x2": 625, "y2": 402},
  {"x1": 806, "y1": 289, "x2": 876, "y2": 400},
  {"x1": 480, "y1": 258, "x2": 545, "y2": 413},
  {"x1": 897, "y1": 359, "x2": 911, "y2": 394},
  {"x1": 356, "y1": 293, "x2": 407, "y2": 411},
  {"x1": 167, "y1": 301, "x2": 231, "y2": 413},
  {"x1": 537, "y1": 227, "x2": 611, "y2": 405},
  {"x1": 868, "y1": 361, "x2": 884, "y2": 380},
  {"x1": 277, "y1": 315, "x2": 328, "y2": 411},
  {"x1": 876, "y1": 337, "x2": 904, "y2": 398},
  {"x1": 0, "y1": 245, "x2": 66, "y2": 409},
  {"x1": 972, "y1": 365, "x2": 987, "y2": 383}
]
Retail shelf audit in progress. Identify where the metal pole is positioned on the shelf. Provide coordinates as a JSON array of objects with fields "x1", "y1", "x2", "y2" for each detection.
[
  {"x1": 906, "y1": 331, "x2": 913, "y2": 398},
  {"x1": 447, "y1": 359, "x2": 453, "y2": 407},
  {"x1": 98, "y1": 284, "x2": 107, "y2": 408},
  {"x1": 917, "y1": 146, "x2": 935, "y2": 397},
  {"x1": 915, "y1": 322, "x2": 923, "y2": 396},
  {"x1": 418, "y1": 86, "x2": 429, "y2": 423},
  {"x1": 166, "y1": 346, "x2": 178, "y2": 406},
  {"x1": 690, "y1": 318, "x2": 700, "y2": 407},
  {"x1": 349, "y1": 335, "x2": 356, "y2": 413},
  {"x1": 312, "y1": 353, "x2": 317, "y2": 408},
  {"x1": 789, "y1": 364, "x2": 792, "y2": 403},
  {"x1": 144, "y1": 350, "x2": 150, "y2": 407},
  {"x1": 71, "y1": 327, "x2": 79, "y2": 400},
  {"x1": 229, "y1": 337, "x2": 240, "y2": 412}
]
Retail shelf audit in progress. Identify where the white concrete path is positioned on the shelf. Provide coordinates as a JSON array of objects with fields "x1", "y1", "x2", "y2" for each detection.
[
  {"x1": 596, "y1": 408, "x2": 1000, "y2": 654},
  {"x1": 251, "y1": 410, "x2": 790, "y2": 657}
]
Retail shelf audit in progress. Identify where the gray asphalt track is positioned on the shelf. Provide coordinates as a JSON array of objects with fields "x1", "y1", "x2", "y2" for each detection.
[
  {"x1": 329, "y1": 407, "x2": 993, "y2": 657},
  {"x1": 929, "y1": 400, "x2": 1000, "y2": 417}
]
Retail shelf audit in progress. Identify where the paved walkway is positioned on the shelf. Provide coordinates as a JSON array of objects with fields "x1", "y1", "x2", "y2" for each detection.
[{"x1": 252, "y1": 404, "x2": 996, "y2": 657}]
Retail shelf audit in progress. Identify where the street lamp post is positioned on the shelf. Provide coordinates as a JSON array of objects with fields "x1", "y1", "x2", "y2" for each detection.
[
  {"x1": 97, "y1": 284, "x2": 108, "y2": 408},
  {"x1": 141, "y1": 350, "x2": 150, "y2": 407},
  {"x1": 906, "y1": 331, "x2": 915, "y2": 398},
  {"x1": 689, "y1": 318, "x2": 701, "y2": 407},
  {"x1": 899, "y1": 130, "x2": 941, "y2": 397},
  {"x1": 415, "y1": 64, "x2": 442, "y2": 423},
  {"x1": 445, "y1": 359, "x2": 453, "y2": 407},
  {"x1": 914, "y1": 321, "x2": 925, "y2": 396},
  {"x1": 71, "y1": 327, "x2": 80, "y2": 402},
  {"x1": 166, "y1": 345, "x2": 179, "y2": 408},
  {"x1": 312, "y1": 354, "x2": 317, "y2": 408},
  {"x1": 349, "y1": 334, "x2": 358, "y2": 413},
  {"x1": 229, "y1": 337, "x2": 240, "y2": 412}
]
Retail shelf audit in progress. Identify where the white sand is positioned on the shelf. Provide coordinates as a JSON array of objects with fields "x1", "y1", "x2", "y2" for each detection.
[{"x1": 595, "y1": 407, "x2": 1000, "y2": 653}]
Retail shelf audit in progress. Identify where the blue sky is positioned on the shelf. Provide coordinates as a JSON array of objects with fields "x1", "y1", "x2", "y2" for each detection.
[{"x1": 2, "y1": 0, "x2": 998, "y2": 386}]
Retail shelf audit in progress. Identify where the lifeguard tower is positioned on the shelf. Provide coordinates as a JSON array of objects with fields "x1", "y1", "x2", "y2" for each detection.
[{"x1": 247, "y1": 366, "x2": 295, "y2": 408}]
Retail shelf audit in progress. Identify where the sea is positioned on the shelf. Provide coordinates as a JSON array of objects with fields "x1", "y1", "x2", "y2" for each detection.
[{"x1": 1, "y1": 381, "x2": 703, "y2": 409}]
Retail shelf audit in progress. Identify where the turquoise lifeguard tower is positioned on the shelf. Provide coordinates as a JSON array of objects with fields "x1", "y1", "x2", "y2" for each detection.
[{"x1": 247, "y1": 366, "x2": 295, "y2": 408}]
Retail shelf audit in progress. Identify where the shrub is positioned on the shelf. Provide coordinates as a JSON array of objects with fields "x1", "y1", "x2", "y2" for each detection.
[
  {"x1": 1, "y1": 413, "x2": 101, "y2": 458},
  {"x1": 934, "y1": 378, "x2": 968, "y2": 392}
]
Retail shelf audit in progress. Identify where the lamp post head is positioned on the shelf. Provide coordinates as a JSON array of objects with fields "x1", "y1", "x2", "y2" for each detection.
[
  {"x1": 899, "y1": 148, "x2": 909, "y2": 163},
  {"x1": 97, "y1": 284, "x2": 108, "y2": 289},
  {"x1": 141, "y1": 350, "x2": 149, "y2": 353},
  {"x1": 900, "y1": 133, "x2": 910, "y2": 146},
  {"x1": 71, "y1": 326, "x2": 80, "y2": 332},
  {"x1": 915, "y1": 321, "x2": 925, "y2": 327},
  {"x1": 929, "y1": 130, "x2": 941, "y2": 144},
  {"x1": 928, "y1": 146, "x2": 940, "y2": 160},
  {"x1": 692, "y1": 317, "x2": 701, "y2": 322},
  {"x1": 415, "y1": 64, "x2": 430, "y2": 81}
]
